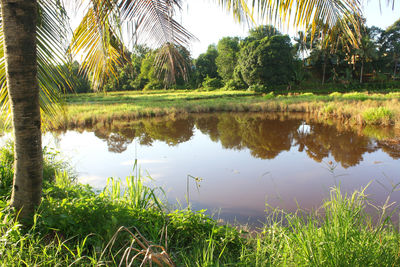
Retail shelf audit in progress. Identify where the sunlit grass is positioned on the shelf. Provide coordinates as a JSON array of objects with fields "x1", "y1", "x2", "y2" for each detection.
[
  {"x1": 53, "y1": 90, "x2": 400, "y2": 129},
  {"x1": 363, "y1": 107, "x2": 394, "y2": 125}
]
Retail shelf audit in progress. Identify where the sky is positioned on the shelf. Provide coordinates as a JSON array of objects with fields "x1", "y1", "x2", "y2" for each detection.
[
  {"x1": 69, "y1": 1, "x2": 400, "y2": 58},
  {"x1": 178, "y1": 0, "x2": 400, "y2": 57}
]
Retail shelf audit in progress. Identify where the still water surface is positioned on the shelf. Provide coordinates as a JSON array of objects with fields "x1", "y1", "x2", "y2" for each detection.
[{"x1": 44, "y1": 113, "x2": 400, "y2": 224}]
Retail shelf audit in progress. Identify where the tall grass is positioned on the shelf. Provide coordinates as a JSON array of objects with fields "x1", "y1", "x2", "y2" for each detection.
[
  {"x1": 101, "y1": 160, "x2": 164, "y2": 210},
  {"x1": 240, "y1": 186, "x2": 400, "y2": 266}
]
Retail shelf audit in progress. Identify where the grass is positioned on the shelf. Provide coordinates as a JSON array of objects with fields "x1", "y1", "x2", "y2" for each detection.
[
  {"x1": 363, "y1": 107, "x2": 394, "y2": 125},
  {"x1": 50, "y1": 90, "x2": 400, "y2": 130},
  {"x1": 1, "y1": 144, "x2": 400, "y2": 265}
]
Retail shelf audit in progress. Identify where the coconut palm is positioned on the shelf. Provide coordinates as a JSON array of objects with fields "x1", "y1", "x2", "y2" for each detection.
[
  {"x1": 3, "y1": 0, "x2": 392, "y2": 220},
  {"x1": 357, "y1": 35, "x2": 378, "y2": 83},
  {"x1": 0, "y1": 0, "x2": 71, "y2": 219}
]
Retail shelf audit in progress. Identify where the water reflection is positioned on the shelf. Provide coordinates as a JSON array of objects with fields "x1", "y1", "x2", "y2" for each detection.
[
  {"x1": 59, "y1": 113, "x2": 400, "y2": 168},
  {"x1": 47, "y1": 113, "x2": 400, "y2": 225}
]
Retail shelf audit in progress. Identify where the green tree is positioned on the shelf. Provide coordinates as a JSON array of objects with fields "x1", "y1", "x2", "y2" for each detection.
[
  {"x1": 194, "y1": 45, "x2": 219, "y2": 86},
  {"x1": 236, "y1": 34, "x2": 294, "y2": 87},
  {"x1": 380, "y1": 19, "x2": 400, "y2": 77},
  {"x1": 356, "y1": 35, "x2": 378, "y2": 83},
  {"x1": 246, "y1": 25, "x2": 280, "y2": 42},
  {"x1": 215, "y1": 37, "x2": 240, "y2": 82},
  {"x1": 63, "y1": 61, "x2": 91, "y2": 93}
]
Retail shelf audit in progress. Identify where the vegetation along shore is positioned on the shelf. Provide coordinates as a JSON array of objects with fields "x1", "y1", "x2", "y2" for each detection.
[{"x1": 52, "y1": 90, "x2": 400, "y2": 132}]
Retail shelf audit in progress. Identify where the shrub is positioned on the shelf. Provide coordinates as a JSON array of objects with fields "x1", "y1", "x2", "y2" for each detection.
[
  {"x1": 222, "y1": 79, "x2": 242, "y2": 91},
  {"x1": 264, "y1": 91, "x2": 275, "y2": 99},
  {"x1": 202, "y1": 75, "x2": 223, "y2": 91},
  {"x1": 247, "y1": 83, "x2": 268, "y2": 93},
  {"x1": 143, "y1": 80, "x2": 163, "y2": 91}
]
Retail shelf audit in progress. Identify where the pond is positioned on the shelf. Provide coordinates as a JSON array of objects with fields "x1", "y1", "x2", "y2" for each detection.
[{"x1": 39, "y1": 113, "x2": 400, "y2": 225}]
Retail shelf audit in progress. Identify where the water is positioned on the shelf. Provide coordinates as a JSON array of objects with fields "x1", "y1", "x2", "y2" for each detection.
[{"x1": 14, "y1": 113, "x2": 400, "y2": 225}]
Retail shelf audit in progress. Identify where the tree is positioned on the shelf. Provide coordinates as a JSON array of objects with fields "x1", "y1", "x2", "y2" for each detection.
[
  {"x1": 356, "y1": 35, "x2": 377, "y2": 83},
  {"x1": 380, "y1": 19, "x2": 400, "y2": 77},
  {"x1": 236, "y1": 34, "x2": 294, "y2": 87},
  {"x1": 194, "y1": 45, "x2": 219, "y2": 86},
  {"x1": 1, "y1": 0, "x2": 42, "y2": 219},
  {"x1": 246, "y1": 25, "x2": 280, "y2": 42},
  {"x1": 215, "y1": 37, "x2": 240, "y2": 82}
]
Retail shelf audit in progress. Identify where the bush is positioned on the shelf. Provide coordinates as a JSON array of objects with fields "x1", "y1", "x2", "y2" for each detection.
[
  {"x1": 202, "y1": 75, "x2": 223, "y2": 91},
  {"x1": 222, "y1": 79, "x2": 243, "y2": 91},
  {"x1": 143, "y1": 80, "x2": 164, "y2": 91},
  {"x1": 247, "y1": 83, "x2": 268, "y2": 93}
]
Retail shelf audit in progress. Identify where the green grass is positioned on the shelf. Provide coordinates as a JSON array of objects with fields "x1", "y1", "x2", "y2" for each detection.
[
  {"x1": 1, "y1": 144, "x2": 400, "y2": 265},
  {"x1": 363, "y1": 107, "x2": 394, "y2": 125},
  {"x1": 51, "y1": 90, "x2": 400, "y2": 129}
]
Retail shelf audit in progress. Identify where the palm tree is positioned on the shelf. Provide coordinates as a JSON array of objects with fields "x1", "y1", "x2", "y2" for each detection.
[
  {"x1": 357, "y1": 35, "x2": 377, "y2": 83},
  {"x1": 1, "y1": 0, "x2": 42, "y2": 220},
  {"x1": 2, "y1": 0, "x2": 392, "y2": 220},
  {"x1": 0, "y1": 0, "x2": 71, "y2": 219}
]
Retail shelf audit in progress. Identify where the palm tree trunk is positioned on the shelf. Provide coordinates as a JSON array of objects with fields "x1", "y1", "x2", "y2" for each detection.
[
  {"x1": 360, "y1": 60, "x2": 364, "y2": 84},
  {"x1": 1, "y1": 0, "x2": 43, "y2": 220},
  {"x1": 322, "y1": 54, "x2": 327, "y2": 85}
]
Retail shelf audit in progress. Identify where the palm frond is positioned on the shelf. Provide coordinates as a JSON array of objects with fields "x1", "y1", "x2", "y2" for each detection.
[
  {"x1": 153, "y1": 43, "x2": 190, "y2": 86},
  {"x1": 119, "y1": 0, "x2": 196, "y2": 47},
  {"x1": 215, "y1": 0, "x2": 362, "y2": 46},
  {"x1": 71, "y1": 0, "x2": 195, "y2": 91},
  {"x1": 70, "y1": 2, "x2": 124, "y2": 91}
]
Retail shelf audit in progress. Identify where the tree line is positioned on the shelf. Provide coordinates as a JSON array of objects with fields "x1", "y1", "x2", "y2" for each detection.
[{"x1": 67, "y1": 18, "x2": 400, "y2": 93}]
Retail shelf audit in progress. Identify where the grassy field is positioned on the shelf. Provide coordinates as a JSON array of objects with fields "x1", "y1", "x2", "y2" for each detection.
[
  {"x1": 1, "y1": 144, "x2": 400, "y2": 266},
  {"x1": 52, "y1": 90, "x2": 400, "y2": 130}
]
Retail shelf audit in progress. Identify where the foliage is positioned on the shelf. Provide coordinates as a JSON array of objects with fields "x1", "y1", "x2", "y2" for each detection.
[
  {"x1": 0, "y1": 141, "x2": 75, "y2": 199},
  {"x1": 215, "y1": 37, "x2": 240, "y2": 82},
  {"x1": 247, "y1": 83, "x2": 268, "y2": 93},
  {"x1": 61, "y1": 61, "x2": 91, "y2": 93},
  {"x1": 201, "y1": 75, "x2": 223, "y2": 91},
  {"x1": 222, "y1": 79, "x2": 244, "y2": 91},
  {"x1": 246, "y1": 25, "x2": 281, "y2": 42},
  {"x1": 194, "y1": 45, "x2": 220, "y2": 87},
  {"x1": 236, "y1": 34, "x2": 294, "y2": 87}
]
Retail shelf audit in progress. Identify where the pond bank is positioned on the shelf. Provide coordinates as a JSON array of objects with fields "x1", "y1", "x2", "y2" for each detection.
[{"x1": 53, "y1": 90, "x2": 400, "y2": 131}]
